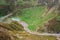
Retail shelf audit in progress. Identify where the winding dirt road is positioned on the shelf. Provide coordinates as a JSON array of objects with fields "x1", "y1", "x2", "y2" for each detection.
[{"x1": 17, "y1": 21, "x2": 60, "y2": 37}]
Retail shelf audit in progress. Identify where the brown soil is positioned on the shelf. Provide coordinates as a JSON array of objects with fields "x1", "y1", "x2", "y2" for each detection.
[{"x1": 0, "y1": 27, "x2": 12, "y2": 40}]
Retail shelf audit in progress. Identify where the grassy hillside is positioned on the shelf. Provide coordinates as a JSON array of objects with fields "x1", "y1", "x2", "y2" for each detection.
[
  {"x1": 19, "y1": 6, "x2": 45, "y2": 30},
  {"x1": 19, "y1": 6, "x2": 58, "y2": 31}
]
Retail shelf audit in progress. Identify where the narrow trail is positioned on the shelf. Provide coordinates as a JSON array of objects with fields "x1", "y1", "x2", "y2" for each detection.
[
  {"x1": 17, "y1": 21, "x2": 60, "y2": 40},
  {"x1": 17, "y1": 21, "x2": 60, "y2": 37},
  {"x1": 0, "y1": 13, "x2": 12, "y2": 22}
]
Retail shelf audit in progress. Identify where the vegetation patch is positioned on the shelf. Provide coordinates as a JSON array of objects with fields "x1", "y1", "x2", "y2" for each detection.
[{"x1": 19, "y1": 6, "x2": 57, "y2": 31}]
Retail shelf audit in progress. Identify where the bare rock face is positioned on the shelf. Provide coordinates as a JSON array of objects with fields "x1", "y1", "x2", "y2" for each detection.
[{"x1": 0, "y1": 27, "x2": 12, "y2": 40}]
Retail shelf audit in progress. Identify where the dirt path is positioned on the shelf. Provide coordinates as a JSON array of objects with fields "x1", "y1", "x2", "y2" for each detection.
[
  {"x1": 17, "y1": 20, "x2": 60, "y2": 37},
  {"x1": 0, "y1": 13, "x2": 12, "y2": 22},
  {"x1": 13, "y1": 20, "x2": 60, "y2": 40}
]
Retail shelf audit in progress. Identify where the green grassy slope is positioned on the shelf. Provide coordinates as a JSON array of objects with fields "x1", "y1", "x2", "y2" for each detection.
[
  {"x1": 19, "y1": 6, "x2": 46, "y2": 30},
  {"x1": 19, "y1": 6, "x2": 58, "y2": 31}
]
